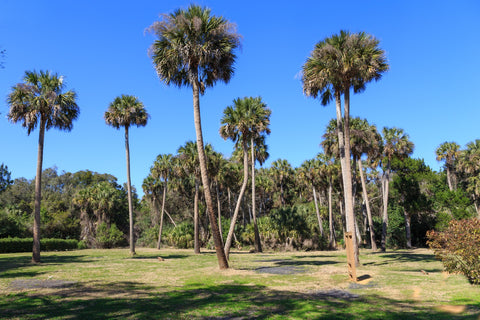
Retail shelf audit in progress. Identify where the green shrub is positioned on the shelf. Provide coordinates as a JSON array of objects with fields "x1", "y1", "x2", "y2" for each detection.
[
  {"x1": 0, "y1": 237, "x2": 79, "y2": 253},
  {"x1": 137, "y1": 225, "x2": 159, "y2": 248},
  {"x1": 164, "y1": 222, "x2": 194, "y2": 249},
  {"x1": 427, "y1": 218, "x2": 480, "y2": 285},
  {"x1": 95, "y1": 223, "x2": 125, "y2": 248}
]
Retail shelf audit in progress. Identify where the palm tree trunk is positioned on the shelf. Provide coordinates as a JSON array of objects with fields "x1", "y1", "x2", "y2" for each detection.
[
  {"x1": 446, "y1": 166, "x2": 453, "y2": 191},
  {"x1": 224, "y1": 139, "x2": 249, "y2": 259},
  {"x1": 125, "y1": 126, "x2": 136, "y2": 256},
  {"x1": 381, "y1": 165, "x2": 390, "y2": 252},
  {"x1": 191, "y1": 74, "x2": 228, "y2": 268},
  {"x1": 312, "y1": 185, "x2": 324, "y2": 238},
  {"x1": 32, "y1": 118, "x2": 46, "y2": 263},
  {"x1": 358, "y1": 160, "x2": 376, "y2": 251},
  {"x1": 194, "y1": 179, "x2": 200, "y2": 254},
  {"x1": 251, "y1": 138, "x2": 262, "y2": 252},
  {"x1": 328, "y1": 182, "x2": 336, "y2": 249},
  {"x1": 216, "y1": 182, "x2": 223, "y2": 243},
  {"x1": 404, "y1": 209, "x2": 412, "y2": 249},
  {"x1": 335, "y1": 90, "x2": 358, "y2": 265},
  {"x1": 157, "y1": 180, "x2": 167, "y2": 249}
]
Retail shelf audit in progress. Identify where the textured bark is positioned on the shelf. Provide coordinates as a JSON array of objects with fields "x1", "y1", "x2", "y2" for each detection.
[
  {"x1": 251, "y1": 138, "x2": 262, "y2": 252},
  {"x1": 32, "y1": 118, "x2": 46, "y2": 263},
  {"x1": 157, "y1": 180, "x2": 167, "y2": 249},
  {"x1": 335, "y1": 90, "x2": 358, "y2": 264},
  {"x1": 312, "y1": 185, "x2": 324, "y2": 238},
  {"x1": 328, "y1": 183, "x2": 336, "y2": 249},
  {"x1": 381, "y1": 165, "x2": 390, "y2": 252},
  {"x1": 404, "y1": 209, "x2": 412, "y2": 249},
  {"x1": 125, "y1": 126, "x2": 136, "y2": 255},
  {"x1": 358, "y1": 160, "x2": 376, "y2": 251},
  {"x1": 191, "y1": 74, "x2": 228, "y2": 268},
  {"x1": 224, "y1": 139, "x2": 249, "y2": 259},
  {"x1": 194, "y1": 180, "x2": 200, "y2": 254}
]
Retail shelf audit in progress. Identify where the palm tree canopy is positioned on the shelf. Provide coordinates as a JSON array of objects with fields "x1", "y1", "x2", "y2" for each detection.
[
  {"x1": 302, "y1": 30, "x2": 388, "y2": 105},
  {"x1": 381, "y1": 127, "x2": 414, "y2": 163},
  {"x1": 7, "y1": 70, "x2": 79, "y2": 135},
  {"x1": 148, "y1": 4, "x2": 241, "y2": 94},
  {"x1": 220, "y1": 96, "x2": 271, "y2": 146},
  {"x1": 436, "y1": 141, "x2": 460, "y2": 165},
  {"x1": 104, "y1": 95, "x2": 149, "y2": 129}
]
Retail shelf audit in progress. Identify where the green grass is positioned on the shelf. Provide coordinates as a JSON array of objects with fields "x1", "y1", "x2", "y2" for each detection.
[{"x1": 0, "y1": 248, "x2": 479, "y2": 319}]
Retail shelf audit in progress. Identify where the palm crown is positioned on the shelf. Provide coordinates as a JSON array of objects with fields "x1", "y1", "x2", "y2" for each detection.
[{"x1": 104, "y1": 95, "x2": 148, "y2": 130}]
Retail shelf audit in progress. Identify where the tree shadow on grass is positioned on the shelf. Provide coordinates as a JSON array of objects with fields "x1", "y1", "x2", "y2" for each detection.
[
  {"x1": 0, "y1": 254, "x2": 92, "y2": 277},
  {"x1": 130, "y1": 253, "x2": 189, "y2": 260},
  {"x1": 363, "y1": 251, "x2": 437, "y2": 266},
  {"x1": 1, "y1": 281, "x2": 479, "y2": 319}
]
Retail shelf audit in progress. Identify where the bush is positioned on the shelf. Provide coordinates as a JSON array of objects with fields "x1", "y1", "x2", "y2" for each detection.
[
  {"x1": 163, "y1": 222, "x2": 194, "y2": 249},
  {"x1": 95, "y1": 223, "x2": 125, "y2": 248},
  {"x1": 0, "y1": 237, "x2": 79, "y2": 253},
  {"x1": 427, "y1": 218, "x2": 480, "y2": 285}
]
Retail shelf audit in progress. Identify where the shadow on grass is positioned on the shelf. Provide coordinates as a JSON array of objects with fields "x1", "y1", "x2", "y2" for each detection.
[
  {"x1": 130, "y1": 254, "x2": 189, "y2": 260},
  {"x1": 1, "y1": 281, "x2": 479, "y2": 319},
  {"x1": 0, "y1": 254, "x2": 92, "y2": 277},
  {"x1": 363, "y1": 251, "x2": 437, "y2": 266}
]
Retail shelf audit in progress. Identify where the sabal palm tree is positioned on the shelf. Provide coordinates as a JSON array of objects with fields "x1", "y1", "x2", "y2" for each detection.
[
  {"x1": 436, "y1": 141, "x2": 460, "y2": 191},
  {"x1": 7, "y1": 70, "x2": 79, "y2": 263},
  {"x1": 458, "y1": 140, "x2": 480, "y2": 216},
  {"x1": 149, "y1": 5, "x2": 240, "y2": 269},
  {"x1": 270, "y1": 159, "x2": 294, "y2": 207},
  {"x1": 151, "y1": 153, "x2": 174, "y2": 249},
  {"x1": 299, "y1": 158, "x2": 324, "y2": 238},
  {"x1": 105, "y1": 94, "x2": 148, "y2": 256},
  {"x1": 302, "y1": 30, "x2": 388, "y2": 265},
  {"x1": 380, "y1": 127, "x2": 414, "y2": 251}
]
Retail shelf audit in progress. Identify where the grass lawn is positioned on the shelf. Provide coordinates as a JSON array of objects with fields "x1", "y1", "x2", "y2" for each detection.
[{"x1": 0, "y1": 247, "x2": 479, "y2": 319}]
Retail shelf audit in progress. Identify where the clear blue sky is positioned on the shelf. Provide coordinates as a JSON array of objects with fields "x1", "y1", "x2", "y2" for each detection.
[{"x1": 1, "y1": 1, "x2": 479, "y2": 197}]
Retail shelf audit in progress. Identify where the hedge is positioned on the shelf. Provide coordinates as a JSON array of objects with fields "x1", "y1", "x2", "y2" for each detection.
[{"x1": 0, "y1": 238, "x2": 80, "y2": 253}]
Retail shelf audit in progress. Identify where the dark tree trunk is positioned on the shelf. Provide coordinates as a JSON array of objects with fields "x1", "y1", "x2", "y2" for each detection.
[
  {"x1": 191, "y1": 73, "x2": 228, "y2": 268},
  {"x1": 404, "y1": 209, "x2": 412, "y2": 249},
  {"x1": 125, "y1": 126, "x2": 136, "y2": 256},
  {"x1": 32, "y1": 118, "x2": 46, "y2": 263}
]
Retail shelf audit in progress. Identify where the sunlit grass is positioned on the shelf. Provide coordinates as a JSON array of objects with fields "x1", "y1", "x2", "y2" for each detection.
[{"x1": 0, "y1": 248, "x2": 479, "y2": 319}]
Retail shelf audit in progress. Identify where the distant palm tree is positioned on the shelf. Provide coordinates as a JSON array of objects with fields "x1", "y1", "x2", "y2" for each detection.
[
  {"x1": 302, "y1": 30, "x2": 388, "y2": 265},
  {"x1": 299, "y1": 158, "x2": 324, "y2": 238},
  {"x1": 270, "y1": 159, "x2": 294, "y2": 207},
  {"x1": 105, "y1": 94, "x2": 148, "y2": 256},
  {"x1": 436, "y1": 142, "x2": 460, "y2": 191},
  {"x1": 380, "y1": 127, "x2": 414, "y2": 251},
  {"x1": 149, "y1": 5, "x2": 240, "y2": 269},
  {"x1": 458, "y1": 140, "x2": 480, "y2": 216},
  {"x1": 151, "y1": 153, "x2": 174, "y2": 249},
  {"x1": 7, "y1": 70, "x2": 79, "y2": 263}
]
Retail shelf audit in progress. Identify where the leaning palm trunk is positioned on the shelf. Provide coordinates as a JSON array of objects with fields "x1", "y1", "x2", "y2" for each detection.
[
  {"x1": 32, "y1": 119, "x2": 46, "y2": 263},
  {"x1": 224, "y1": 140, "x2": 249, "y2": 259},
  {"x1": 358, "y1": 160, "x2": 376, "y2": 251},
  {"x1": 312, "y1": 185, "x2": 324, "y2": 238},
  {"x1": 192, "y1": 76, "x2": 228, "y2": 268},
  {"x1": 125, "y1": 126, "x2": 136, "y2": 255},
  {"x1": 157, "y1": 180, "x2": 167, "y2": 249},
  {"x1": 251, "y1": 138, "x2": 262, "y2": 252},
  {"x1": 335, "y1": 91, "x2": 358, "y2": 265}
]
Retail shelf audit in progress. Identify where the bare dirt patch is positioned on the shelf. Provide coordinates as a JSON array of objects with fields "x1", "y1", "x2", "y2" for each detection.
[{"x1": 9, "y1": 279, "x2": 77, "y2": 290}]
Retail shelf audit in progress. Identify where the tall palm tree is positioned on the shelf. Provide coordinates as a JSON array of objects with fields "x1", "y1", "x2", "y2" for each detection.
[
  {"x1": 7, "y1": 70, "x2": 79, "y2": 263},
  {"x1": 436, "y1": 141, "x2": 460, "y2": 191},
  {"x1": 380, "y1": 127, "x2": 414, "y2": 251},
  {"x1": 105, "y1": 94, "x2": 148, "y2": 256},
  {"x1": 302, "y1": 30, "x2": 388, "y2": 265},
  {"x1": 149, "y1": 5, "x2": 240, "y2": 269},
  {"x1": 151, "y1": 153, "x2": 174, "y2": 249}
]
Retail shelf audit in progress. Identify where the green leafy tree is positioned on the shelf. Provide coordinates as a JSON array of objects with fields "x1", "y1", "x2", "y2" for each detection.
[
  {"x1": 7, "y1": 70, "x2": 79, "y2": 263},
  {"x1": 149, "y1": 5, "x2": 241, "y2": 269},
  {"x1": 457, "y1": 140, "x2": 480, "y2": 216},
  {"x1": 105, "y1": 94, "x2": 148, "y2": 255},
  {"x1": 0, "y1": 164, "x2": 13, "y2": 193},
  {"x1": 302, "y1": 30, "x2": 388, "y2": 264}
]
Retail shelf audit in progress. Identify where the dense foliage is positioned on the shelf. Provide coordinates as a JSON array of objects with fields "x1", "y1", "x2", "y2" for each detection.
[
  {"x1": 427, "y1": 218, "x2": 480, "y2": 285},
  {"x1": 0, "y1": 237, "x2": 79, "y2": 253}
]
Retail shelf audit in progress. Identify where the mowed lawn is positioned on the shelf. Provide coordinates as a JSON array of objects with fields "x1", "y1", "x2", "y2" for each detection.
[{"x1": 0, "y1": 248, "x2": 479, "y2": 319}]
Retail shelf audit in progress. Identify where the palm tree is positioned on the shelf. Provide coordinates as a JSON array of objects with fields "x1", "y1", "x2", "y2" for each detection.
[
  {"x1": 458, "y1": 140, "x2": 480, "y2": 216},
  {"x1": 105, "y1": 94, "x2": 148, "y2": 256},
  {"x1": 270, "y1": 159, "x2": 294, "y2": 207},
  {"x1": 436, "y1": 142, "x2": 460, "y2": 191},
  {"x1": 149, "y1": 5, "x2": 240, "y2": 269},
  {"x1": 380, "y1": 127, "x2": 414, "y2": 251},
  {"x1": 299, "y1": 159, "x2": 324, "y2": 239},
  {"x1": 302, "y1": 30, "x2": 388, "y2": 265},
  {"x1": 151, "y1": 153, "x2": 174, "y2": 249},
  {"x1": 7, "y1": 70, "x2": 79, "y2": 263}
]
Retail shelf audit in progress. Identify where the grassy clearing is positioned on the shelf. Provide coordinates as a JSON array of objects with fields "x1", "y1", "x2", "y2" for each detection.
[{"x1": 0, "y1": 248, "x2": 479, "y2": 319}]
